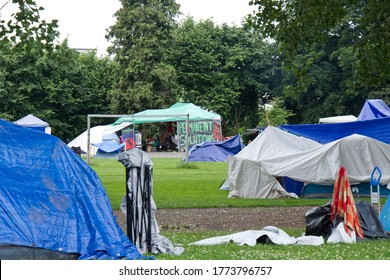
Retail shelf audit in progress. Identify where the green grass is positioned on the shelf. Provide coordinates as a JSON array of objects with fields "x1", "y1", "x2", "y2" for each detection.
[
  {"x1": 89, "y1": 157, "x2": 390, "y2": 260},
  {"x1": 90, "y1": 157, "x2": 329, "y2": 210},
  {"x1": 153, "y1": 229, "x2": 390, "y2": 260}
]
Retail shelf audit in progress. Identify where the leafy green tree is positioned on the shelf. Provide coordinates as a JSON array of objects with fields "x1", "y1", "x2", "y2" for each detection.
[
  {"x1": 168, "y1": 19, "x2": 240, "y2": 129},
  {"x1": 107, "y1": 0, "x2": 181, "y2": 114},
  {"x1": 258, "y1": 97, "x2": 295, "y2": 127},
  {"x1": 0, "y1": 0, "x2": 59, "y2": 52},
  {"x1": 281, "y1": 28, "x2": 370, "y2": 124},
  {"x1": 248, "y1": 0, "x2": 390, "y2": 88},
  {"x1": 169, "y1": 18, "x2": 281, "y2": 135}
]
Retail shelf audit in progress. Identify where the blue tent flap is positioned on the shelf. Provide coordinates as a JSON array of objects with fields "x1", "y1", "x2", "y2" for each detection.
[
  {"x1": 0, "y1": 119, "x2": 142, "y2": 260},
  {"x1": 186, "y1": 134, "x2": 244, "y2": 162}
]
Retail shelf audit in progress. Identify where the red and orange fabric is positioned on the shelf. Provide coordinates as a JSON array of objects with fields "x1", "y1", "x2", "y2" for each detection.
[{"x1": 331, "y1": 166, "x2": 364, "y2": 238}]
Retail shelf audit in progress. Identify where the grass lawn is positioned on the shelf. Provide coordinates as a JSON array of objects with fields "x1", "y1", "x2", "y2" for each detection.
[
  {"x1": 90, "y1": 157, "x2": 329, "y2": 210},
  {"x1": 89, "y1": 157, "x2": 390, "y2": 260},
  {"x1": 156, "y1": 229, "x2": 390, "y2": 260}
]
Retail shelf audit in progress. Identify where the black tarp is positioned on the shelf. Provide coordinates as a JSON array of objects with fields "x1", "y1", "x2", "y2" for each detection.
[{"x1": 305, "y1": 200, "x2": 388, "y2": 239}]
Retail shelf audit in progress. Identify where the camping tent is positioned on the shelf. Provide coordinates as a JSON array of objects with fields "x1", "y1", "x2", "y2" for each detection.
[
  {"x1": 114, "y1": 102, "x2": 223, "y2": 150},
  {"x1": 228, "y1": 126, "x2": 321, "y2": 199},
  {"x1": 228, "y1": 126, "x2": 390, "y2": 199},
  {"x1": 14, "y1": 114, "x2": 51, "y2": 134},
  {"x1": 0, "y1": 119, "x2": 143, "y2": 260},
  {"x1": 67, "y1": 122, "x2": 131, "y2": 156},
  {"x1": 186, "y1": 134, "x2": 244, "y2": 162},
  {"x1": 92, "y1": 140, "x2": 125, "y2": 158},
  {"x1": 357, "y1": 99, "x2": 390, "y2": 121}
]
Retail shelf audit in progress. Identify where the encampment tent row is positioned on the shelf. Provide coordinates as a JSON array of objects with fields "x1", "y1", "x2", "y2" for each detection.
[{"x1": 228, "y1": 126, "x2": 390, "y2": 199}]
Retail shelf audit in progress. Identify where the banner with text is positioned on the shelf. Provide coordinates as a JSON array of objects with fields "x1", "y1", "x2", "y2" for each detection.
[{"x1": 177, "y1": 120, "x2": 222, "y2": 150}]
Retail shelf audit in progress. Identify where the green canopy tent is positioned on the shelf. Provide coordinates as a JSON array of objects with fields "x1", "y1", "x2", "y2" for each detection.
[
  {"x1": 114, "y1": 102, "x2": 222, "y2": 154},
  {"x1": 114, "y1": 102, "x2": 221, "y2": 124}
]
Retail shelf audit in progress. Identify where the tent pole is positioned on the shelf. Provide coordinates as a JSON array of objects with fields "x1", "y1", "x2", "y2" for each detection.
[
  {"x1": 185, "y1": 114, "x2": 189, "y2": 164},
  {"x1": 87, "y1": 115, "x2": 91, "y2": 164}
]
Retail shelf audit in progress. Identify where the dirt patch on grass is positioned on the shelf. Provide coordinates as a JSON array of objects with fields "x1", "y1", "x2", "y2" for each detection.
[{"x1": 114, "y1": 206, "x2": 313, "y2": 233}]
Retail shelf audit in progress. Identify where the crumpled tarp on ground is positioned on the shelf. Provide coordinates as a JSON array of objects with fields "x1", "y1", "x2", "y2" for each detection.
[{"x1": 190, "y1": 226, "x2": 324, "y2": 247}]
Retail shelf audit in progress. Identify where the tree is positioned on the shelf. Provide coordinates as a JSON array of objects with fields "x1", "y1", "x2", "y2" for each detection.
[
  {"x1": 168, "y1": 19, "x2": 240, "y2": 130},
  {"x1": 107, "y1": 0, "x2": 181, "y2": 114},
  {"x1": 248, "y1": 0, "x2": 390, "y2": 88},
  {"x1": 0, "y1": 0, "x2": 59, "y2": 52},
  {"x1": 0, "y1": 1, "x2": 120, "y2": 141},
  {"x1": 258, "y1": 97, "x2": 295, "y2": 127},
  {"x1": 281, "y1": 25, "x2": 371, "y2": 124},
  {"x1": 169, "y1": 18, "x2": 281, "y2": 135}
]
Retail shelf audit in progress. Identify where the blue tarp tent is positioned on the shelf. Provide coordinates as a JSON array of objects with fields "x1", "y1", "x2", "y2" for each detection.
[
  {"x1": 357, "y1": 99, "x2": 390, "y2": 121},
  {"x1": 0, "y1": 119, "x2": 143, "y2": 260},
  {"x1": 186, "y1": 134, "x2": 244, "y2": 162},
  {"x1": 92, "y1": 141, "x2": 125, "y2": 158},
  {"x1": 14, "y1": 114, "x2": 50, "y2": 133}
]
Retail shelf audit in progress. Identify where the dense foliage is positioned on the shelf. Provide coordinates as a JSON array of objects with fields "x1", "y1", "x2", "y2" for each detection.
[{"x1": 107, "y1": 0, "x2": 181, "y2": 114}]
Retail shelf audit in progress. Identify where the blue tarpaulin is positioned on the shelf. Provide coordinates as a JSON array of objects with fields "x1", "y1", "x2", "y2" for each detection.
[
  {"x1": 0, "y1": 119, "x2": 143, "y2": 260},
  {"x1": 281, "y1": 99, "x2": 390, "y2": 144},
  {"x1": 357, "y1": 99, "x2": 390, "y2": 121},
  {"x1": 93, "y1": 141, "x2": 125, "y2": 158},
  {"x1": 280, "y1": 117, "x2": 390, "y2": 144},
  {"x1": 93, "y1": 140, "x2": 124, "y2": 153},
  {"x1": 186, "y1": 134, "x2": 244, "y2": 162}
]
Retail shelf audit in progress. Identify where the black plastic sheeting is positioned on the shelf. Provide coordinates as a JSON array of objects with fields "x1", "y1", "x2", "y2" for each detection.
[
  {"x1": 355, "y1": 201, "x2": 387, "y2": 238},
  {"x1": 305, "y1": 200, "x2": 388, "y2": 239},
  {"x1": 305, "y1": 201, "x2": 333, "y2": 237}
]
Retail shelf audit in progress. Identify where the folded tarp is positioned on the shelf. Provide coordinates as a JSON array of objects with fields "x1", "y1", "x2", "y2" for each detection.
[{"x1": 186, "y1": 134, "x2": 244, "y2": 162}]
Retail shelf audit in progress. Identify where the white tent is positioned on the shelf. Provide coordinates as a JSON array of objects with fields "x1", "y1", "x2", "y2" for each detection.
[
  {"x1": 228, "y1": 126, "x2": 321, "y2": 199},
  {"x1": 261, "y1": 133, "x2": 390, "y2": 185},
  {"x1": 228, "y1": 126, "x2": 390, "y2": 199},
  {"x1": 14, "y1": 114, "x2": 51, "y2": 134},
  {"x1": 67, "y1": 122, "x2": 131, "y2": 156},
  {"x1": 318, "y1": 115, "x2": 357, "y2": 123}
]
